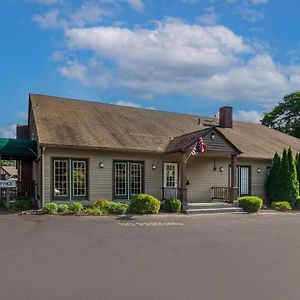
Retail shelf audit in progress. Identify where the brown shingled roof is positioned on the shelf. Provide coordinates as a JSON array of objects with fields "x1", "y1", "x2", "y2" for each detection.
[{"x1": 30, "y1": 94, "x2": 300, "y2": 159}]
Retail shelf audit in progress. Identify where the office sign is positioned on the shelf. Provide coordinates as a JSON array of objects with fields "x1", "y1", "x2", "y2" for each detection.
[{"x1": 0, "y1": 180, "x2": 16, "y2": 188}]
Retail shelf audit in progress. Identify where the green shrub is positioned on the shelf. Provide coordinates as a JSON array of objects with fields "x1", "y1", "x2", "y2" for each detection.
[
  {"x1": 84, "y1": 207, "x2": 103, "y2": 216},
  {"x1": 10, "y1": 197, "x2": 34, "y2": 211},
  {"x1": 163, "y1": 198, "x2": 181, "y2": 213},
  {"x1": 69, "y1": 202, "x2": 83, "y2": 213},
  {"x1": 57, "y1": 204, "x2": 69, "y2": 213},
  {"x1": 0, "y1": 197, "x2": 5, "y2": 208},
  {"x1": 130, "y1": 194, "x2": 160, "y2": 214},
  {"x1": 272, "y1": 201, "x2": 292, "y2": 212},
  {"x1": 43, "y1": 203, "x2": 58, "y2": 215},
  {"x1": 293, "y1": 196, "x2": 300, "y2": 209},
  {"x1": 238, "y1": 196, "x2": 263, "y2": 213},
  {"x1": 92, "y1": 198, "x2": 108, "y2": 210},
  {"x1": 106, "y1": 202, "x2": 129, "y2": 214}
]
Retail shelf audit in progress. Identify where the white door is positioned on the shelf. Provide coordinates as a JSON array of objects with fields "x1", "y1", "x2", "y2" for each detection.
[{"x1": 163, "y1": 163, "x2": 178, "y2": 199}]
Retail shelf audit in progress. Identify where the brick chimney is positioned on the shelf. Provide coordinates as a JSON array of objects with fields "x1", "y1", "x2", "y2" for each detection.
[{"x1": 219, "y1": 106, "x2": 233, "y2": 128}]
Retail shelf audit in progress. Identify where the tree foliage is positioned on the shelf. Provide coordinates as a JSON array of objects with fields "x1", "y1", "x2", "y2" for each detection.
[
  {"x1": 262, "y1": 92, "x2": 300, "y2": 138},
  {"x1": 267, "y1": 148, "x2": 299, "y2": 207}
]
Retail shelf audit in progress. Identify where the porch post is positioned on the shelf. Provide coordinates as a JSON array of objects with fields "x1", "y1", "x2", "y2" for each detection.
[
  {"x1": 180, "y1": 152, "x2": 188, "y2": 211},
  {"x1": 229, "y1": 154, "x2": 237, "y2": 203}
]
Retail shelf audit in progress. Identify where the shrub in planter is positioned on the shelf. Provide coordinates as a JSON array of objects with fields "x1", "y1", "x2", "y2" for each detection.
[
  {"x1": 10, "y1": 197, "x2": 34, "y2": 211},
  {"x1": 238, "y1": 196, "x2": 263, "y2": 213},
  {"x1": 57, "y1": 204, "x2": 69, "y2": 213},
  {"x1": 130, "y1": 193, "x2": 160, "y2": 214},
  {"x1": 43, "y1": 203, "x2": 58, "y2": 215},
  {"x1": 272, "y1": 201, "x2": 292, "y2": 212},
  {"x1": 84, "y1": 207, "x2": 103, "y2": 216},
  {"x1": 106, "y1": 202, "x2": 129, "y2": 214},
  {"x1": 69, "y1": 202, "x2": 83, "y2": 213},
  {"x1": 163, "y1": 198, "x2": 181, "y2": 213}
]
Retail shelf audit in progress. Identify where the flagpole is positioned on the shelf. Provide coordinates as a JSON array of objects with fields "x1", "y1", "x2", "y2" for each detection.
[{"x1": 184, "y1": 151, "x2": 193, "y2": 164}]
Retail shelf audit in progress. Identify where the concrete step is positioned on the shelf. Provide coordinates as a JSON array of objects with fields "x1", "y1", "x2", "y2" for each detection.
[
  {"x1": 185, "y1": 202, "x2": 243, "y2": 214},
  {"x1": 188, "y1": 202, "x2": 235, "y2": 209}
]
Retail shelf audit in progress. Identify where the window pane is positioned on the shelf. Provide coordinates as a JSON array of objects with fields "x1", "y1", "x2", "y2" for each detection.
[
  {"x1": 115, "y1": 162, "x2": 127, "y2": 196},
  {"x1": 73, "y1": 161, "x2": 87, "y2": 197},
  {"x1": 166, "y1": 165, "x2": 176, "y2": 187},
  {"x1": 54, "y1": 160, "x2": 68, "y2": 197},
  {"x1": 130, "y1": 163, "x2": 142, "y2": 195},
  {"x1": 240, "y1": 167, "x2": 249, "y2": 195}
]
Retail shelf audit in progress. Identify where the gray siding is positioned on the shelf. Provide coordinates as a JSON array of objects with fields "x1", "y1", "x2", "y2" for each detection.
[{"x1": 42, "y1": 147, "x2": 271, "y2": 204}]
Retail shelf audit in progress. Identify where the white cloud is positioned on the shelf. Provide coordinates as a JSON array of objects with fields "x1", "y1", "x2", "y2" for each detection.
[
  {"x1": 0, "y1": 125, "x2": 16, "y2": 139},
  {"x1": 113, "y1": 101, "x2": 156, "y2": 110},
  {"x1": 33, "y1": 3, "x2": 111, "y2": 29},
  {"x1": 56, "y1": 18, "x2": 300, "y2": 108},
  {"x1": 126, "y1": 0, "x2": 144, "y2": 11},
  {"x1": 234, "y1": 110, "x2": 263, "y2": 123},
  {"x1": 197, "y1": 7, "x2": 218, "y2": 26},
  {"x1": 30, "y1": 0, "x2": 62, "y2": 4},
  {"x1": 32, "y1": 9, "x2": 64, "y2": 29}
]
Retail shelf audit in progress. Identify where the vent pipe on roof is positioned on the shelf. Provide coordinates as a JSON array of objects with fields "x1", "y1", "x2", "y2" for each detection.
[{"x1": 219, "y1": 106, "x2": 233, "y2": 128}]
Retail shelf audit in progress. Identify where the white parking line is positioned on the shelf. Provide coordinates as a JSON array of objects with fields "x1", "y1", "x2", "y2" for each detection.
[{"x1": 119, "y1": 222, "x2": 183, "y2": 227}]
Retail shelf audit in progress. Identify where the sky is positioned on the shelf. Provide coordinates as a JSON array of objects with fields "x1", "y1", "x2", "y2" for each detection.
[{"x1": 1, "y1": 0, "x2": 300, "y2": 138}]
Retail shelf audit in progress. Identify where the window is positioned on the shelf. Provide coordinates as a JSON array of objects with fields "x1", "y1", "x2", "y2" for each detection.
[
  {"x1": 114, "y1": 161, "x2": 144, "y2": 199},
  {"x1": 73, "y1": 161, "x2": 87, "y2": 197},
  {"x1": 52, "y1": 158, "x2": 88, "y2": 201},
  {"x1": 54, "y1": 160, "x2": 68, "y2": 198}
]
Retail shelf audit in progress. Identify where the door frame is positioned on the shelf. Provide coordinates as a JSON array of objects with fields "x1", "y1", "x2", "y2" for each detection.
[{"x1": 163, "y1": 162, "x2": 179, "y2": 188}]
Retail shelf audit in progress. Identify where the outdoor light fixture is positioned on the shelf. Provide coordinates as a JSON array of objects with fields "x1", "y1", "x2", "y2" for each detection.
[
  {"x1": 219, "y1": 166, "x2": 224, "y2": 172},
  {"x1": 257, "y1": 168, "x2": 261, "y2": 174},
  {"x1": 211, "y1": 132, "x2": 216, "y2": 140},
  {"x1": 152, "y1": 164, "x2": 156, "y2": 170},
  {"x1": 99, "y1": 162, "x2": 104, "y2": 169}
]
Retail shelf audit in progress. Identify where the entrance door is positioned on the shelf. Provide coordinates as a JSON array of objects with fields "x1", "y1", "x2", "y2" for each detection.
[
  {"x1": 237, "y1": 166, "x2": 251, "y2": 197},
  {"x1": 163, "y1": 163, "x2": 178, "y2": 199}
]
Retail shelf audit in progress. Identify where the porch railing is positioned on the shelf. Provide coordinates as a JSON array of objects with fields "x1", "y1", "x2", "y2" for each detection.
[
  {"x1": 163, "y1": 187, "x2": 179, "y2": 199},
  {"x1": 212, "y1": 186, "x2": 239, "y2": 202}
]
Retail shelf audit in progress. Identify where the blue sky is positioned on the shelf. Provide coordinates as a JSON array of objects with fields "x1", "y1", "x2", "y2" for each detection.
[{"x1": 1, "y1": 0, "x2": 300, "y2": 137}]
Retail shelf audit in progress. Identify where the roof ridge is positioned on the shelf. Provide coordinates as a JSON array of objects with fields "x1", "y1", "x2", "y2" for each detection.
[{"x1": 30, "y1": 93, "x2": 208, "y2": 119}]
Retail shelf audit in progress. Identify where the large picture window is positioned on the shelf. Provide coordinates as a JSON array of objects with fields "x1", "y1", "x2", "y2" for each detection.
[
  {"x1": 114, "y1": 161, "x2": 144, "y2": 199},
  {"x1": 52, "y1": 158, "x2": 88, "y2": 201}
]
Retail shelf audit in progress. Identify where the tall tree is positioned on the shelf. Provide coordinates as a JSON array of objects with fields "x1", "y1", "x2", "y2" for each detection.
[
  {"x1": 278, "y1": 149, "x2": 291, "y2": 202},
  {"x1": 296, "y1": 153, "x2": 300, "y2": 193},
  {"x1": 287, "y1": 148, "x2": 299, "y2": 206},
  {"x1": 266, "y1": 152, "x2": 281, "y2": 203},
  {"x1": 262, "y1": 92, "x2": 300, "y2": 138}
]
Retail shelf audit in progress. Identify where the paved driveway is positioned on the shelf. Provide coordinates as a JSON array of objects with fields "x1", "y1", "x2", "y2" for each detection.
[{"x1": 1, "y1": 213, "x2": 300, "y2": 300}]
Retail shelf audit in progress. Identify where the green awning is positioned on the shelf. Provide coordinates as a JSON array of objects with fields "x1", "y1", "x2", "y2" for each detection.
[{"x1": 0, "y1": 138, "x2": 37, "y2": 160}]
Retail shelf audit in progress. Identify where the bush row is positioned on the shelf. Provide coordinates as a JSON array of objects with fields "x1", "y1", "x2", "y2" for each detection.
[{"x1": 42, "y1": 194, "x2": 183, "y2": 215}]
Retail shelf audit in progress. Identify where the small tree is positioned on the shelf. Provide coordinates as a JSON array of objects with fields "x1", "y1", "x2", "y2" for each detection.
[
  {"x1": 287, "y1": 148, "x2": 299, "y2": 206},
  {"x1": 278, "y1": 149, "x2": 290, "y2": 202},
  {"x1": 296, "y1": 153, "x2": 300, "y2": 193},
  {"x1": 266, "y1": 152, "x2": 281, "y2": 203}
]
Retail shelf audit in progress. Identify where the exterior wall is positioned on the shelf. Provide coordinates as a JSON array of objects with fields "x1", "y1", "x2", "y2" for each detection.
[
  {"x1": 237, "y1": 157, "x2": 271, "y2": 201},
  {"x1": 42, "y1": 147, "x2": 271, "y2": 204},
  {"x1": 186, "y1": 155, "x2": 271, "y2": 202},
  {"x1": 43, "y1": 147, "x2": 179, "y2": 203}
]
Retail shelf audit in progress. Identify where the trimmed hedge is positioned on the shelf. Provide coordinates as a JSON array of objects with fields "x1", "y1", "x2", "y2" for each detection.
[
  {"x1": 163, "y1": 198, "x2": 181, "y2": 213},
  {"x1": 92, "y1": 199, "x2": 108, "y2": 210},
  {"x1": 130, "y1": 194, "x2": 160, "y2": 214},
  {"x1": 57, "y1": 204, "x2": 69, "y2": 213},
  {"x1": 69, "y1": 202, "x2": 83, "y2": 213},
  {"x1": 84, "y1": 207, "x2": 103, "y2": 216},
  {"x1": 106, "y1": 202, "x2": 129, "y2": 214},
  {"x1": 43, "y1": 203, "x2": 58, "y2": 215},
  {"x1": 272, "y1": 201, "x2": 292, "y2": 212},
  {"x1": 238, "y1": 196, "x2": 263, "y2": 213}
]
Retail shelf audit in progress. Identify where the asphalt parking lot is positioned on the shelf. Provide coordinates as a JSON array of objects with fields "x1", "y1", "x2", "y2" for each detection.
[{"x1": 1, "y1": 212, "x2": 300, "y2": 300}]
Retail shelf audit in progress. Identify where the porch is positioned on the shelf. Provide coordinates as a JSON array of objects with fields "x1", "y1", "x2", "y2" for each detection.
[{"x1": 0, "y1": 138, "x2": 37, "y2": 201}]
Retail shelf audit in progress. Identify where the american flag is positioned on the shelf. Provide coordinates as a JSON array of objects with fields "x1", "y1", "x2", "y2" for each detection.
[{"x1": 191, "y1": 137, "x2": 206, "y2": 155}]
